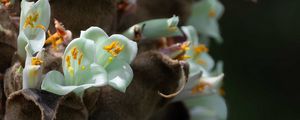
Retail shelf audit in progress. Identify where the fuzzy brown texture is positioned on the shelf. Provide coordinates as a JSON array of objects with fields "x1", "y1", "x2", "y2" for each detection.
[
  {"x1": 0, "y1": 8, "x2": 18, "y2": 73},
  {"x1": 54, "y1": 92, "x2": 88, "y2": 120},
  {"x1": 3, "y1": 61, "x2": 22, "y2": 98},
  {"x1": 49, "y1": 0, "x2": 118, "y2": 37},
  {"x1": 5, "y1": 89, "x2": 88, "y2": 120},
  {"x1": 89, "y1": 50, "x2": 189, "y2": 120},
  {"x1": 5, "y1": 89, "x2": 61, "y2": 120}
]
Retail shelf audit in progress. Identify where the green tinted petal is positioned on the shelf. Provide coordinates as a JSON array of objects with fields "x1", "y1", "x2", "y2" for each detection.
[
  {"x1": 42, "y1": 70, "x2": 76, "y2": 95},
  {"x1": 188, "y1": 60, "x2": 205, "y2": 78},
  {"x1": 184, "y1": 94, "x2": 227, "y2": 120},
  {"x1": 187, "y1": 0, "x2": 224, "y2": 43},
  {"x1": 26, "y1": 28, "x2": 46, "y2": 54},
  {"x1": 80, "y1": 26, "x2": 109, "y2": 46},
  {"x1": 63, "y1": 38, "x2": 96, "y2": 85},
  {"x1": 106, "y1": 59, "x2": 133, "y2": 92},
  {"x1": 19, "y1": 0, "x2": 34, "y2": 32},
  {"x1": 201, "y1": 73, "x2": 224, "y2": 92},
  {"x1": 123, "y1": 16, "x2": 182, "y2": 40},
  {"x1": 199, "y1": 52, "x2": 215, "y2": 72},
  {"x1": 88, "y1": 63, "x2": 108, "y2": 86},
  {"x1": 182, "y1": 26, "x2": 199, "y2": 46},
  {"x1": 108, "y1": 34, "x2": 137, "y2": 63},
  {"x1": 95, "y1": 34, "x2": 137, "y2": 66},
  {"x1": 23, "y1": 65, "x2": 42, "y2": 89},
  {"x1": 17, "y1": 31, "x2": 29, "y2": 60},
  {"x1": 26, "y1": 0, "x2": 51, "y2": 30},
  {"x1": 23, "y1": 45, "x2": 44, "y2": 89}
]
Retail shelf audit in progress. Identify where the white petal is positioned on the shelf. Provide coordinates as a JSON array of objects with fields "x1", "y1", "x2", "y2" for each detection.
[
  {"x1": 106, "y1": 59, "x2": 133, "y2": 92},
  {"x1": 184, "y1": 94, "x2": 227, "y2": 120}
]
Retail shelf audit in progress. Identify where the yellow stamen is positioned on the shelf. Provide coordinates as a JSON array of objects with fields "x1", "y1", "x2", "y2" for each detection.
[
  {"x1": 191, "y1": 82, "x2": 211, "y2": 94},
  {"x1": 31, "y1": 57, "x2": 43, "y2": 65},
  {"x1": 197, "y1": 59, "x2": 206, "y2": 65},
  {"x1": 181, "y1": 42, "x2": 190, "y2": 51},
  {"x1": 68, "y1": 67, "x2": 74, "y2": 77},
  {"x1": 208, "y1": 9, "x2": 217, "y2": 17},
  {"x1": 114, "y1": 45, "x2": 124, "y2": 55},
  {"x1": 104, "y1": 41, "x2": 118, "y2": 51},
  {"x1": 78, "y1": 53, "x2": 83, "y2": 65},
  {"x1": 81, "y1": 66, "x2": 85, "y2": 70},
  {"x1": 168, "y1": 26, "x2": 178, "y2": 32},
  {"x1": 23, "y1": 12, "x2": 39, "y2": 29},
  {"x1": 65, "y1": 55, "x2": 71, "y2": 67},
  {"x1": 71, "y1": 47, "x2": 78, "y2": 59},
  {"x1": 103, "y1": 41, "x2": 124, "y2": 57},
  {"x1": 35, "y1": 24, "x2": 46, "y2": 31},
  {"x1": 194, "y1": 44, "x2": 208, "y2": 54},
  {"x1": 177, "y1": 55, "x2": 191, "y2": 61}
]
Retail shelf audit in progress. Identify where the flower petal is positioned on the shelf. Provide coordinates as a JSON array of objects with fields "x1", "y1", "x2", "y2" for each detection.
[
  {"x1": 19, "y1": 0, "x2": 34, "y2": 32},
  {"x1": 17, "y1": 31, "x2": 29, "y2": 60},
  {"x1": 80, "y1": 26, "x2": 109, "y2": 46},
  {"x1": 88, "y1": 63, "x2": 108, "y2": 86},
  {"x1": 187, "y1": 0, "x2": 224, "y2": 43},
  {"x1": 181, "y1": 26, "x2": 199, "y2": 46},
  {"x1": 199, "y1": 52, "x2": 215, "y2": 72},
  {"x1": 123, "y1": 16, "x2": 182, "y2": 40},
  {"x1": 23, "y1": 65, "x2": 42, "y2": 89},
  {"x1": 63, "y1": 38, "x2": 96, "y2": 85},
  {"x1": 108, "y1": 34, "x2": 137, "y2": 63},
  {"x1": 106, "y1": 59, "x2": 133, "y2": 92},
  {"x1": 41, "y1": 70, "x2": 79, "y2": 95},
  {"x1": 184, "y1": 94, "x2": 227, "y2": 120},
  {"x1": 26, "y1": 0, "x2": 51, "y2": 30},
  {"x1": 26, "y1": 28, "x2": 46, "y2": 54}
]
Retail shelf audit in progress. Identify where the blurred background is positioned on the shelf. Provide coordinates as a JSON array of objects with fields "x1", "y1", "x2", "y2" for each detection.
[{"x1": 213, "y1": 0, "x2": 300, "y2": 119}]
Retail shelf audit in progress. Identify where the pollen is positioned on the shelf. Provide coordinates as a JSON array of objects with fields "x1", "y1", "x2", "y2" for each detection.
[
  {"x1": 23, "y1": 12, "x2": 39, "y2": 29},
  {"x1": 176, "y1": 55, "x2": 191, "y2": 61},
  {"x1": 78, "y1": 53, "x2": 83, "y2": 65},
  {"x1": 103, "y1": 41, "x2": 124, "y2": 57},
  {"x1": 68, "y1": 66, "x2": 74, "y2": 77},
  {"x1": 71, "y1": 47, "x2": 78, "y2": 59},
  {"x1": 65, "y1": 55, "x2": 71, "y2": 67},
  {"x1": 197, "y1": 59, "x2": 206, "y2": 65},
  {"x1": 208, "y1": 9, "x2": 217, "y2": 17},
  {"x1": 81, "y1": 66, "x2": 85, "y2": 70},
  {"x1": 31, "y1": 57, "x2": 43, "y2": 66},
  {"x1": 181, "y1": 42, "x2": 190, "y2": 51},
  {"x1": 194, "y1": 44, "x2": 208, "y2": 54},
  {"x1": 191, "y1": 82, "x2": 211, "y2": 94}
]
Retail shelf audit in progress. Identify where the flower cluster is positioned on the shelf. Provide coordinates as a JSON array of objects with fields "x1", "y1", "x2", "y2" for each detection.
[
  {"x1": 18, "y1": 0, "x2": 137, "y2": 96},
  {"x1": 41, "y1": 27, "x2": 137, "y2": 95},
  {"x1": 17, "y1": 0, "x2": 226, "y2": 119}
]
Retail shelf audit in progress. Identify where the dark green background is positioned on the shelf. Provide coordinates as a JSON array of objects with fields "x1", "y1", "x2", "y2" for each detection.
[{"x1": 213, "y1": 0, "x2": 300, "y2": 119}]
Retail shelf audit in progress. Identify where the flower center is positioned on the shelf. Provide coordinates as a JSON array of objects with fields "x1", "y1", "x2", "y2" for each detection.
[
  {"x1": 71, "y1": 47, "x2": 79, "y2": 59},
  {"x1": 208, "y1": 9, "x2": 217, "y2": 17},
  {"x1": 193, "y1": 44, "x2": 208, "y2": 56},
  {"x1": 103, "y1": 41, "x2": 124, "y2": 57},
  {"x1": 24, "y1": 12, "x2": 39, "y2": 29},
  {"x1": 31, "y1": 57, "x2": 43, "y2": 66},
  {"x1": 176, "y1": 42, "x2": 191, "y2": 60},
  {"x1": 191, "y1": 82, "x2": 211, "y2": 94},
  {"x1": 65, "y1": 47, "x2": 85, "y2": 77}
]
